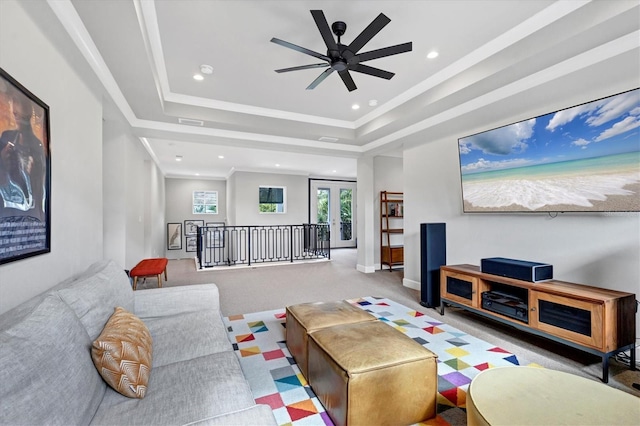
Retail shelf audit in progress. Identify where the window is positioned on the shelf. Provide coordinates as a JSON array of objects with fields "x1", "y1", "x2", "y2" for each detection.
[
  {"x1": 193, "y1": 191, "x2": 218, "y2": 214},
  {"x1": 259, "y1": 186, "x2": 286, "y2": 213}
]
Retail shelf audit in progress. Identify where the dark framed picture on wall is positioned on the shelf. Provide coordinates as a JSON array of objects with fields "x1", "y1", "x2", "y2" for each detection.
[
  {"x1": 184, "y1": 219, "x2": 204, "y2": 236},
  {"x1": 167, "y1": 223, "x2": 182, "y2": 250},
  {"x1": 185, "y1": 236, "x2": 197, "y2": 252},
  {"x1": 0, "y1": 68, "x2": 51, "y2": 265}
]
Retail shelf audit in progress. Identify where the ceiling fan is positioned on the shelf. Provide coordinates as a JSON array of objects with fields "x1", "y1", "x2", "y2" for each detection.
[{"x1": 271, "y1": 10, "x2": 412, "y2": 92}]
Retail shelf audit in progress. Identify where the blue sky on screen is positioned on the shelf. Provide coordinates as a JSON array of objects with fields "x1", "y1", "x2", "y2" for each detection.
[{"x1": 459, "y1": 89, "x2": 640, "y2": 174}]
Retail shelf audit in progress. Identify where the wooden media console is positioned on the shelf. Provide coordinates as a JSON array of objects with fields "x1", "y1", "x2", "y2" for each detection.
[{"x1": 439, "y1": 264, "x2": 637, "y2": 382}]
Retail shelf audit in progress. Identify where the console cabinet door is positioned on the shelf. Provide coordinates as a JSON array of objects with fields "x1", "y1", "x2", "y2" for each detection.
[
  {"x1": 530, "y1": 291, "x2": 603, "y2": 350},
  {"x1": 441, "y1": 270, "x2": 479, "y2": 308}
]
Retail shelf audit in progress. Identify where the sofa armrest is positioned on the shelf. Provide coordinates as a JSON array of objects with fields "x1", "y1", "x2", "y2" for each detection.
[{"x1": 134, "y1": 284, "x2": 220, "y2": 318}]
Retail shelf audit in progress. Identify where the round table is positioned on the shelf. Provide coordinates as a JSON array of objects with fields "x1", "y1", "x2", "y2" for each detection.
[{"x1": 467, "y1": 366, "x2": 640, "y2": 426}]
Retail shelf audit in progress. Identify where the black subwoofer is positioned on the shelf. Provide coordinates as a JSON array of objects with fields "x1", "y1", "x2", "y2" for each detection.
[{"x1": 419, "y1": 223, "x2": 446, "y2": 308}]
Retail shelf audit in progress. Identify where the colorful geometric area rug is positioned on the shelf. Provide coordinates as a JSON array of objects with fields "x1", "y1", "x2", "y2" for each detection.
[{"x1": 224, "y1": 296, "x2": 535, "y2": 426}]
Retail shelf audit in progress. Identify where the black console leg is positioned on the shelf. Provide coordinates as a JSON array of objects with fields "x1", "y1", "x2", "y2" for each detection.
[
  {"x1": 631, "y1": 344, "x2": 637, "y2": 371},
  {"x1": 439, "y1": 301, "x2": 445, "y2": 316},
  {"x1": 602, "y1": 355, "x2": 609, "y2": 383}
]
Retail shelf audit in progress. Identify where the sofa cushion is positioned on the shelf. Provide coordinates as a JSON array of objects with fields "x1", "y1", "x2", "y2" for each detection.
[
  {"x1": 134, "y1": 284, "x2": 222, "y2": 318},
  {"x1": 0, "y1": 295, "x2": 106, "y2": 425},
  {"x1": 90, "y1": 351, "x2": 257, "y2": 426},
  {"x1": 92, "y1": 307, "x2": 153, "y2": 399},
  {"x1": 183, "y1": 405, "x2": 278, "y2": 426},
  {"x1": 143, "y1": 310, "x2": 231, "y2": 368},
  {"x1": 58, "y1": 260, "x2": 134, "y2": 340}
]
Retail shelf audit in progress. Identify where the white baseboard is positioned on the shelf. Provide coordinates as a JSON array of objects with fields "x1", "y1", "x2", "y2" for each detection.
[
  {"x1": 403, "y1": 277, "x2": 420, "y2": 291},
  {"x1": 357, "y1": 264, "x2": 376, "y2": 273}
]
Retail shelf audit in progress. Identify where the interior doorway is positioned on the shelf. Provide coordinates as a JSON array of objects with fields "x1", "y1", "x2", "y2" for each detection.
[{"x1": 310, "y1": 180, "x2": 357, "y2": 248}]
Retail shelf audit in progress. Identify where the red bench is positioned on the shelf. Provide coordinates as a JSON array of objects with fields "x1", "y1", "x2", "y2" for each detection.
[{"x1": 130, "y1": 258, "x2": 168, "y2": 290}]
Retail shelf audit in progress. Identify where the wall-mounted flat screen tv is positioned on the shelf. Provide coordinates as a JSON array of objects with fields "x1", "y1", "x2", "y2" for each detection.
[{"x1": 458, "y1": 88, "x2": 640, "y2": 213}]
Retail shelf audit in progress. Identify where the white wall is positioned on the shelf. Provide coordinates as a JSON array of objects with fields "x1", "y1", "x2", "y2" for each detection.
[
  {"x1": 0, "y1": 0, "x2": 104, "y2": 313},
  {"x1": 403, "y1": 135, "x2": 640, "y2": 286},
  {"x1": 401, "y1": 118, "x2": 640, "y2": 335},
  {"x1": 145, "y1": 159, "x2": 166, "y2": 262},
  {"x1": 229, "y1": 171, "x2": 308, "y2": 225},
  {"x1": 356, "y1": 156, "x2": 375, "y2": 272},
  {"x1": 226, "y1": 173, "x2": 237, "y2": 225},
  {"x1": 103, "y1": 120, "x2": 127, "y2": 267},
  {"x1": 374, "y1": 156, "x2": 404, "y2": 268},
  {"x1": 103, "y1": 116, "x2": 164, "y2": 270},
  {"x1": 164, "y1": 178, "x2": 227, "y2": 259}
]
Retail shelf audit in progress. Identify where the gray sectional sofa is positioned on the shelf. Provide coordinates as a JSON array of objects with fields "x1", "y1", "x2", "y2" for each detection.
[{"x1": 0, "y1": 260, "x2": 277, "y2": 426}]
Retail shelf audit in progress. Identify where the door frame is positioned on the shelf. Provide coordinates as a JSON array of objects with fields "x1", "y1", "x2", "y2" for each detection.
[{"x1": 308, "y1": 178, "x2": 357, "y2": 248}]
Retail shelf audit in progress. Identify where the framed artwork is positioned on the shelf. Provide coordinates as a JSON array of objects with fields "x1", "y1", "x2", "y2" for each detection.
[
  {"x1": 193, "y1": 190, "x2": 218, "y2": 214},
  {"x1": 0, "y1": 68, "x2": 51, "y2": 265},
  {"x1": 166, "y1": 223, "x2": 182, "y2": 250},
  {"x1": 184, "y1": 219, "x2": 204, "y2": 236},
  {"x1": 185, "y1": 236, "x2": 197, "y2": 252}
]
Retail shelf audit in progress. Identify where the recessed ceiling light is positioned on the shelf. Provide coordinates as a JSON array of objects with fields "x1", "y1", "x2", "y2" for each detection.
[
  {"x1": 200, "y1": 64, "x2": 213, "y2": 75},
  {"x1": 193, "y1": 74, "x2": 204, "y2": 81},
  {"x1": 175, "y1": 155, "x2": 183, "y2": 161},
  {"x1": 427, "y1": 51, "x2": 439, "y2": 59},
  {"x1": 275, "y1": 164, "x2": 280, "y2": 167},
  {"x1": 332, "y1": 170, "x2": 337, "y2": 173},
  {"x1": 195, "y1": 173, "x2": 200, "y2": 176},
  {"x1": 218, "y1": 155, "x2": 224, "y2": 159},
  {"x1": 352, "y1": 104, "x2": 360, "y2": 110},
  {"x1": 368, "y1": 99, "x2": 378, "y2": 107}
]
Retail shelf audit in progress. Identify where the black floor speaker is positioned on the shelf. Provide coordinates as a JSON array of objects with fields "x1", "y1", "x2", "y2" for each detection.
[{"x1": 420, "y1": 223, "x2": 446, "y2": 308}]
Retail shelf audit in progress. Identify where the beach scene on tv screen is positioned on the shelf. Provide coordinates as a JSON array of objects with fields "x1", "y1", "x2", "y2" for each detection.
[{"x1": 458, "y1": 89, "x2": 640, "y2": 212}]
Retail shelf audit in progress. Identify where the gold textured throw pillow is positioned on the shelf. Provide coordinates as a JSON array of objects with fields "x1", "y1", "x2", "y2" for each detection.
[{"x1": 91, "y1": 307, "x2": 153, "y2": 398}]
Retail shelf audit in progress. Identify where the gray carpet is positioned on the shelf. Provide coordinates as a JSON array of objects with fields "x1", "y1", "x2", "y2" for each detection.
[{"x1": 136, "y1": 249, "x2": 639, "y2": 397}]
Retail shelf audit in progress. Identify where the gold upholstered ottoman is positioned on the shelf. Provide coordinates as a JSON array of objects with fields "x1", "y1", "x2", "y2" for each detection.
[
  {"x1": 308, "y1": 321, "x2": 438, "y2": 426},
  {"x1": 286, "y1": 301, "x2": 376, "y2": 379}
]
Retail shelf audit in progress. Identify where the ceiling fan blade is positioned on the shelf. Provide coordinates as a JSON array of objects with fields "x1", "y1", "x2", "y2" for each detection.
[
  {"x1": 275, "y1": 63, "x2": 329, "y2": 73},
  {"x1": 338, "y1": 70, "x2": 357, "y2": 92},
  {"x1": 347, "y1": 13, "x2": 391, "y2": 54},
  {"x1": 271, "y1": 37, "x2": 330, "y2": 61},
  {"x1": 307, "y1": 67, "x2": 335, "y2": 90},
  {"x1": 356, "y1": 42, "x2": 412, "y2": 63},
  {"x1": 311, "y1": 10, "x2": 339, "y2": 53},
  {"x1": 350, "y1": 64, "x2": 395, "y2": 80}
]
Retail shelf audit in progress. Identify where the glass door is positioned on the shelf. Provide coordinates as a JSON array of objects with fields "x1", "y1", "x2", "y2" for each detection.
[{"x1": 310, "y1": 181, "x2": 356, "y2": 248}]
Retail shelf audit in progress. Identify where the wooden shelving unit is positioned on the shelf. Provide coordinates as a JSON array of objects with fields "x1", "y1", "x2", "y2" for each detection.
[
  {"x1": 380, "y1": 191, "x2": 403, "y2": 271},
  {"x1": 440, "y1": 264, "x2": 637, "y2": 382}
]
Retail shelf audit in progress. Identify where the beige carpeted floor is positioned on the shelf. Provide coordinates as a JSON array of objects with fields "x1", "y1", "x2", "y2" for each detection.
[{"x1": 136, "y1": 249, "x2": 640, "y2": 397}]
